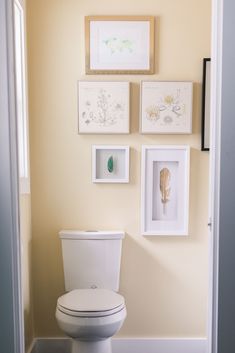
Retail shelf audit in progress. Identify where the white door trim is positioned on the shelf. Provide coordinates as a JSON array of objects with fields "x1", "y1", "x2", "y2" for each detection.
[
  {"x1": 0, "y1": 0, "x2": 24, "y2": 352},
  {"x1": 0, "y1": 0, "x2": 224, "y2": 352},
  {"x1": 208, "y1": 0, "x2": 223, "y2": 352}
]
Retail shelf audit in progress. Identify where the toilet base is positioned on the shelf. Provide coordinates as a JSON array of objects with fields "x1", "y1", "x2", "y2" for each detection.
[{"x1": 72, "y1": 338, "x2": 112, "y2": 353}]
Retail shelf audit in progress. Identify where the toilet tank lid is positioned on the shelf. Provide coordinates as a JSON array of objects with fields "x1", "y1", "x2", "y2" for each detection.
[{"x1": 59, "y1": 230, "x2": 125, "y2": 240}]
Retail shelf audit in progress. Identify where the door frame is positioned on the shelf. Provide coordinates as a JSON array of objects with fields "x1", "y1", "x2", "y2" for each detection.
[
  {"x1": 0, "y1": 0, "x2": 24, "y2": 352},
  {"x1": 207, "y1": 0, "x2": 222, "y2": 351},
  {"x1": 0, "y1": 0, "x2": 224, "y2": 352}
]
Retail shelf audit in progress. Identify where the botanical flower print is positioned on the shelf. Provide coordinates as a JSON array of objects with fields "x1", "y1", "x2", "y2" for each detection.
[
  {"x1": 145, "y1": 105, "x2": 160, "y2": 122},
  {"x1": 145, "y1": 89, "x2": 186, "y2": 125},
  {"x1": 81, "y1": 89, "x2": 126, "y2": 127}
]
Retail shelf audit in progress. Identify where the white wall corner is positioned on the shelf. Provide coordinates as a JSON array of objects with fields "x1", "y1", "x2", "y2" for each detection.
[{"x1": 26, "y1": 339, "x2": 37, "y2": 353}]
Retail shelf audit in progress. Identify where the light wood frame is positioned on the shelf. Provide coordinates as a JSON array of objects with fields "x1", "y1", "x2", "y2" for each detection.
[{"x1": 85, "y1": 15, "x2": 155, "y2": 74}]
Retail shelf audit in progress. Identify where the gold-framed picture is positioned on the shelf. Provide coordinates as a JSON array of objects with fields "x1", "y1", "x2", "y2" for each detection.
[{"x1": 85, "y1": 15, "x2": 155, "y2": 75}]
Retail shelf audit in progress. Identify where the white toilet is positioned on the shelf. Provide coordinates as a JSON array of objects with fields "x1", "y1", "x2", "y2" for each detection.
[{"x1": 55, "y1": 230, "x2": 126, "y2": 353}]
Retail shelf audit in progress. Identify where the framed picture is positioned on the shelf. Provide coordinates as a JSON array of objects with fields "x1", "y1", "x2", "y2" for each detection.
[
  {"x1": 140, "y1": 81, "x2": 193, "y2": 134},
  {"x1": 201, "y1": 58, "x2": 211, "y2": 151},
  {"x1": 78, "y1": 81, "x2": 130, "y2": 134},
  {"x1": 85, "y1": 16, "x2": 155, "y2": 74},
  {"x1": 92, "y1": 145, "x2": 130, "y2": 183},
  {"x1": 141, "y1": 145, "x2": 190, "y2": 236}
]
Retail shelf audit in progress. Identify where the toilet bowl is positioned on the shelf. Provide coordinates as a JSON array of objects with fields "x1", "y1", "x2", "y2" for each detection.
[{"x1": 56, "y1": 288, "x2": 126, "y2": 353}]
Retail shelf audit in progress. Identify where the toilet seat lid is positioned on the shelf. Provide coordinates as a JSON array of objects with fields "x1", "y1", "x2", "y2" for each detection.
[{"x1": 57, "y1": 289, "x2": 125, "y2": 313}]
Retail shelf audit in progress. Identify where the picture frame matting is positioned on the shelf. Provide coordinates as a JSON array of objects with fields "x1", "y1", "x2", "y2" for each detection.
[{"x1": 141, "y1": 145, "x2": 190, "y2": 236}]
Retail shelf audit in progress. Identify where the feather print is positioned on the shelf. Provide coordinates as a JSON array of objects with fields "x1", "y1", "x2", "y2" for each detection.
[
  {"x1": 160, "y1": 168, "x2": 171, "y2": 214},
  {"x1": 107, "y1": 156, "x2": 114, "y2": 173}
]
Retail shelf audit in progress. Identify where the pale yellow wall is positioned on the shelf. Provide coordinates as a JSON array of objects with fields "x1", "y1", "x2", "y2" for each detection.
[
  {"x1": 27, "y1": 0, "x2": 211, "y2": 337},
  {"x1": 20, "y1": 195, "x2": 34, "y2": 350}
]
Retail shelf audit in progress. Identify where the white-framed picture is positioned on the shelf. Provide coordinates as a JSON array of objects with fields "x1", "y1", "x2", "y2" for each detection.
[
  {"x1": 85, "y1": 16, "x2": 155, "y2": 74},
  {"x1": 78, "y1": 81, "x2": 130, "y2": 134},
  {"x1": 141, "y1": 145, "x2": 190, "y2": 236},
  {"x1": 140, "y1": 81, "x2": 193, "y2": 134},
  {"x1": 92, "y1": 145, "x2": 130, "y2": 183}
]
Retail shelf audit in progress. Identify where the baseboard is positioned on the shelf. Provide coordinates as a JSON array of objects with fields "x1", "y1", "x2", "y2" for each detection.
[
  {"x1": 30, "y1": 337, "x2": 207, "y2": 353},
  {"x1": 26, "y1": 339, "x2": 36, "y2": 353},
  {"x1": 112, "y1": 338, "x2": 207, "y2": 353},
  {"x1": 30, "y1": 337, "x2": 72, "y2": 353}
]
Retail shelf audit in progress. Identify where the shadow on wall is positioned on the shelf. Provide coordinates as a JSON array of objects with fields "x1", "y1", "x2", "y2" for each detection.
[
  {"x1": 32, "y1": 232, "x2": 65, "y2": 337},
  {"x1": 119, "y1": 231, "x2": 206, "y2": 337}
]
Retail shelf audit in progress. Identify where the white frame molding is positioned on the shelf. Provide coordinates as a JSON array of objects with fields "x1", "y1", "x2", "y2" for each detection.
[
  {"x1": 0, "y1": 0, "x2": 24, "y2": 352},
  {"x1": 207, "y1": 0, "x2": 223, "y2": 352},
  {"x1": 92, "y1": 145, "x2": 130, "y2": 183},
  {"x1": 141, "y1": 145, "x2": 190, "y2": 236},
  {"x1": 14, "y1": 0, "x2": 31, "y2": 194}
]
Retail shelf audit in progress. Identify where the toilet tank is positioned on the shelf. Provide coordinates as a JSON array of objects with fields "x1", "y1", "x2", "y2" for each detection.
[{"x1": 59, "y1": 230, "x2": 125, "y2": 292}]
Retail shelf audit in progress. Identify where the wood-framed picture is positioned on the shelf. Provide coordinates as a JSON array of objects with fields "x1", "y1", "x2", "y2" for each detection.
[
  {"x1": 140, "y1": 81, "x2": 193, "y2": 134},
  {"x1": 78, "y1": 81, "x2": 130, "y2": 134},
  {"x1": 85, "y1": 15, "x2": 155, "y2": 74},
  {"x1": 201, "y1": 58, "x2": 211, "y2": 151},
  {"x1": 92, "y1": 145, "x2": 130, "y2": 183},
  {"x1": 141, "y1": 145, "x2": 190, "y2": 236}
]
